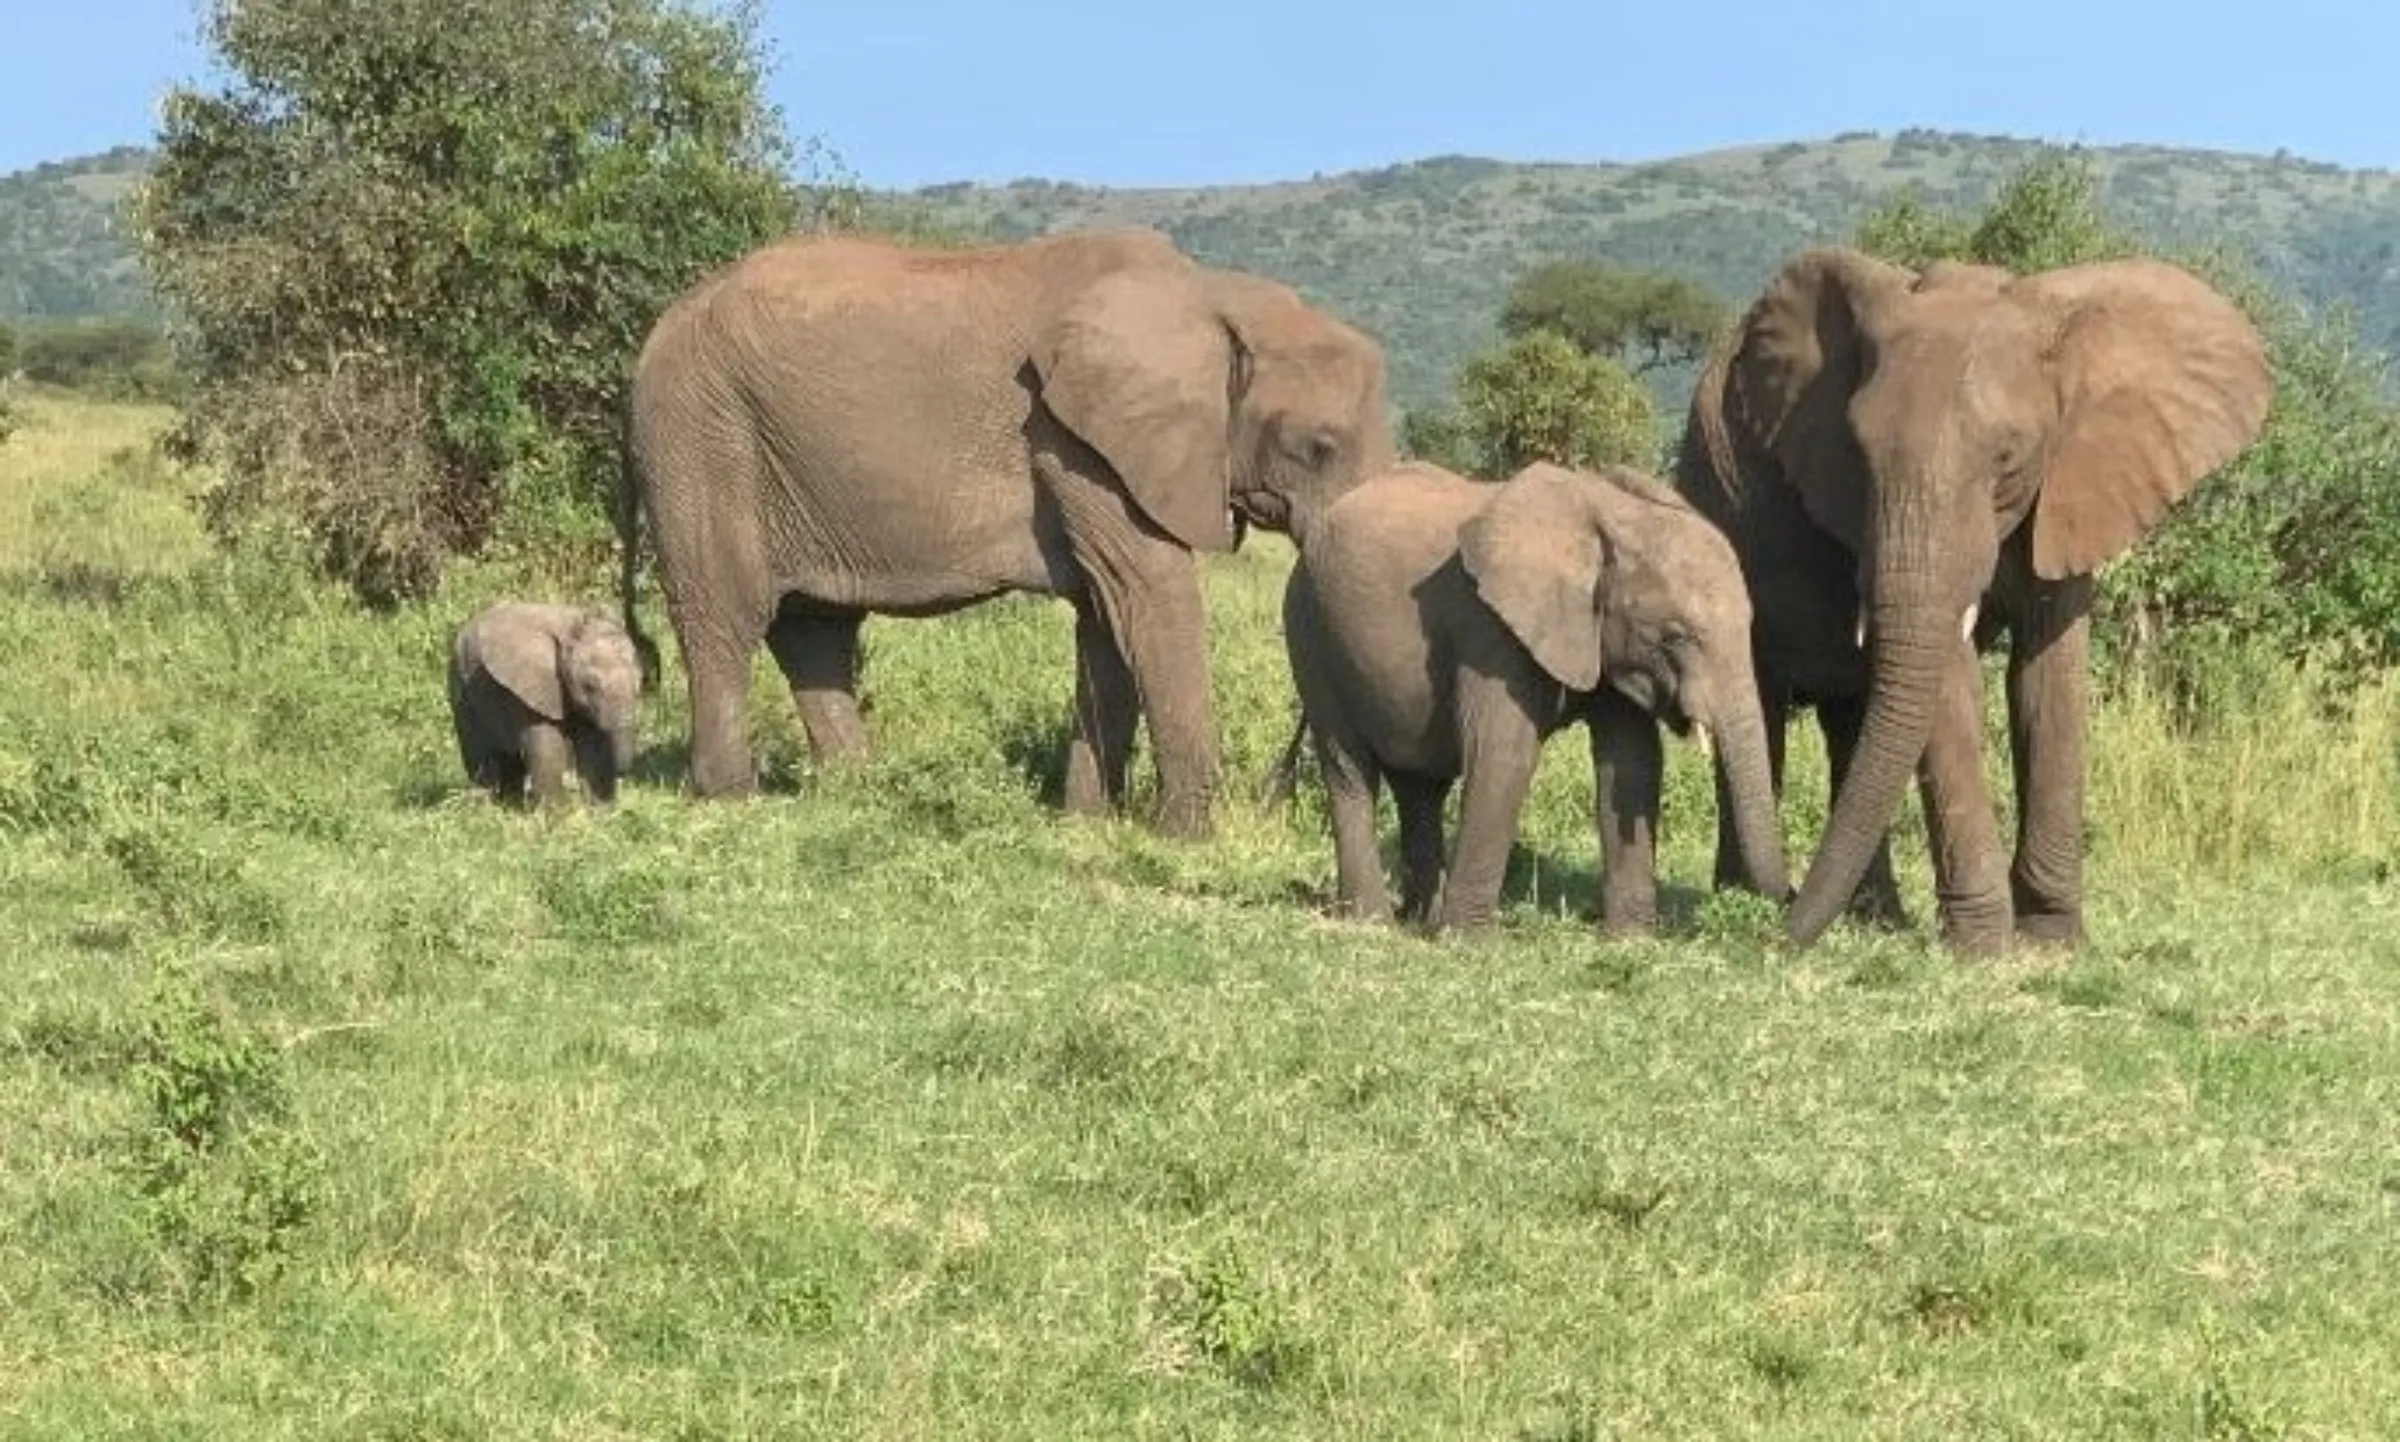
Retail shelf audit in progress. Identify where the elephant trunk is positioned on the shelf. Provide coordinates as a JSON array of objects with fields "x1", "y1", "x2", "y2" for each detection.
[
  {"x1": 1786, "y1": 564, "x2": 1950, "y2": 946},
  {"x1": 1711, "y1": 689, "x2": 1788, "y2": 901},
  {"x1": 610, "y1": 725, "x2": 637, "y2": 776}
]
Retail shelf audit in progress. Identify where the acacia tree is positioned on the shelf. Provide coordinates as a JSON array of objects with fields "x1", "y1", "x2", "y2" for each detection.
[
  {"x1": 1498, "y1": 259, "x2": 1731, "y2": 375},
  {"x1": 135, "y1": 0, "x2": 839, "y2": 604}
]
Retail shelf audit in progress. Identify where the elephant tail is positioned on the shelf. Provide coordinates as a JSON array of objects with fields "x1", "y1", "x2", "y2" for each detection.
[
  {"x1": 1259, "y1": 708, "x2": 1309, "y2": 809},
  {"x1": 615, "y1": 435, "x2": 663, "y2": 695}
]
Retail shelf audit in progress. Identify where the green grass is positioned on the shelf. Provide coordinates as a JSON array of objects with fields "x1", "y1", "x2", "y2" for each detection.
[{"x1": 3, "y1": 395, "x2": 2398, "y2": 1437}]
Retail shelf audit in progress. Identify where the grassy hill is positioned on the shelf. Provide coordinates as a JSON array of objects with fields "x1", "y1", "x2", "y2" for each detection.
[
  {"x1": 7, "y1": 130, "x2": 2400, "y2": 407},
  {"x1": 0, "y1": 146, "x2": 155, "y2": 320}
]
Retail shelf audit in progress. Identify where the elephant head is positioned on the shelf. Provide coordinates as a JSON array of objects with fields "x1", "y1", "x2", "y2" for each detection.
[
  {"x1": 1457, "y1": 462, "x2": 1791, "y2": 900},
  {"x1": 1032, "y1": 261, "x2": 1395, "y2": 553},
  {"x1": 1702, "y1": 247, "x2": 2272, "y2": 944},
  {"x1": 488, "y1": 607, "x2": 644, "y2": 774}
]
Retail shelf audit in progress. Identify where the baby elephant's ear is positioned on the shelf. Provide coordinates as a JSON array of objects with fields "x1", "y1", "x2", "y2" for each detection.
[
  {"x1": 1457, "y1": 464, "x2": 1608, "y2": 692},
  {"x1": 478, "y1": 611, "x2": 567, "y2": 720}
]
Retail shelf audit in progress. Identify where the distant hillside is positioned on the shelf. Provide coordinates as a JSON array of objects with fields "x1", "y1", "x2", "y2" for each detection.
[
  {"x1": 0, "y1": 146, "x2": 155, "y2": 320},
  {"x1": 7, "y1": 130, "x2": 2398, "y2": 407}
]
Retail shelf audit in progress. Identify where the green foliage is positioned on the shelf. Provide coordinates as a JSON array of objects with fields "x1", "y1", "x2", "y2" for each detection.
[
  {"x1": 120, "y1": 957, "x2": 324, "y2": 1308},
  {"x1": 1856, "y1": 148, "x2": 2135, "y2": 274},
  {"x1": 1499, "y1": 258, "x2": 1730, "y2": 374},
  {"x1": 1858, "y1": 148, "x2": 2400, "y2": 696},
  {"x1": 132, "y1": 0, "x2": 821, "y2": 605},
  {"x1": 1411, "y1": 330, "x2": 1660, "y2": 479}
]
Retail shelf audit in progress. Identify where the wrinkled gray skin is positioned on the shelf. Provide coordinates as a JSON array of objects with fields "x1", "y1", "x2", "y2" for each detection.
[
  {"x1": 619, "y1": 226, "x2": 1394, "y2": 837},
  {"x1": 1282, "y1": 461, "x2": 1789, "y2": 935},
  {"x1": 1681, "y1": 248, "x2": 2272, "y2": 954},
  {"x1": 450, "y1": 602, "x2": 643, "y2": 807}
]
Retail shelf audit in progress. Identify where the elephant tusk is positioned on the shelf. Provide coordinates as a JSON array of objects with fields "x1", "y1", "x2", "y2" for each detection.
[
  {"x1": 1853, "y1": 609, "x2": 1867, "y2": 651},
  {"x1": 1692, "y1": 721, "x2": 1713, "y2": 760},
  {"x1": 1961, "y1": 602, "x2": 1979, "y2": 643}
]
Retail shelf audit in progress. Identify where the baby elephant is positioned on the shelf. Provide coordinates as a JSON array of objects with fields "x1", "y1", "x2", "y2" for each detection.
[
  {"x1": 1283, "y1": 460, "x2": 1788, "y2": 935},
  {"x1": 449, "y1": 602, "x2": 643, "y2": 806}
]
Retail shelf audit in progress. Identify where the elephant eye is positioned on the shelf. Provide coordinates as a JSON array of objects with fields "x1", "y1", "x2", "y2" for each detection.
[{"x1": 1287, "y1": 427, "x2": 1341, "y2": 468}]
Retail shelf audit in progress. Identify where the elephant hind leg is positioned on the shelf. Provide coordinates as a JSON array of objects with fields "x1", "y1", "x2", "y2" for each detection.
[
  {"x1": 1389, "y1": 772, "x2": 1451, "y2": 925},
  {"x1": 1817, "y1": 693, "x2": 1913, "y2": 929},
  {"x1": 682, "y1": 623, "x2": 766, "y2": 798},
  {"x1": 766, "y1": 604, "x2": 871, "y2": 766}
]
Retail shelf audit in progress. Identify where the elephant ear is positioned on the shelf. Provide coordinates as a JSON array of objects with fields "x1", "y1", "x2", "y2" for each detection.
[
  {"x1": 1033, "y1": 270, "x2": 1236, "y2": 553},
  {"x1": 477, "y1": 610, "x2": 567, "y2": 721},
  {"x1": 1459, "y1": 464, "x2": 1609, "y2": 693},
  {"x1": 1722, "y1": 247, "x2": 1913, "y2": 550},
  {"x1": 2021, "y1": 260, "x2": 2273, "y2": 579}
]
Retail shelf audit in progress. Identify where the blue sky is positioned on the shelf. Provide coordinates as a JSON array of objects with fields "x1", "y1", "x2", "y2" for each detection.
[{"x1": 4, "y1": 0, "x2": 2390, "y2": 185}]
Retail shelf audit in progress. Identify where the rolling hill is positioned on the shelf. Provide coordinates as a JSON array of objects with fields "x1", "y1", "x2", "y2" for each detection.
[{"x1": 6, "y1": 130, "x2": 2397, "y2": 408}]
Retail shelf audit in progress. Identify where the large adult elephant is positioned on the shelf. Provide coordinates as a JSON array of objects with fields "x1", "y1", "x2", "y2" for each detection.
[
  {"x1": 618, "y1": 227, "x2": 1394, "y2": 836},
  {"x1": 1679, "y1": 247, "x2": 2272, "y2": 955}
]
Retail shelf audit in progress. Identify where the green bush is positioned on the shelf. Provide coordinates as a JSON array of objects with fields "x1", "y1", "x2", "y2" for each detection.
[
  {"x1": 1409, "y1": 330, "x2": 1660, "y2": 479},
  {"x1": 133, "y1": 0, "x2": 838, "y2": 605}
]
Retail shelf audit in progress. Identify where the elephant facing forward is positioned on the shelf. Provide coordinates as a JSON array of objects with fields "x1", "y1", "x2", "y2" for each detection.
[
  {"x1": 619, "y1": 227, "x2": 1394, "y2": 837},
  {"x1": 1282, "y1": 461, "x2": 1788, "y2": 935},
  {"x1": 450, "y1": 602, "x2": 642, "y2": 807},
  {"x1": 1680, "y1": 248, "x2": 2271, "y2": 954}
]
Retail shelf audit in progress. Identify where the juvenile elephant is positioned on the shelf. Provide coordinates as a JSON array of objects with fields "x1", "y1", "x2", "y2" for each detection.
[
  {"x1": 1282, "y1": 461, "x2": 1789, "y2": 935},
  {"x1": 1680, "y1": 248, "x2": 2271, "y2": 954},
  {"x1": 449, "y1": 602, "x2": 642, "y2": 807},
  {"x1": 618, "y1": 227, "x2": 1394, "y2": 837}
]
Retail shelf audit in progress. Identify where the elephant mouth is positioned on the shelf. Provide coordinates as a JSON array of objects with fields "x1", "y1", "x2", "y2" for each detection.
[{"x1": 1234, "y1": 490, "x2": 1291, "y2": 533}]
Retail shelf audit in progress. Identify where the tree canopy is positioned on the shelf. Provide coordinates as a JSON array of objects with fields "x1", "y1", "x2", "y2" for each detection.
[
  {"x1": 1403, "y1": 330, "x2": 1660, "y2": 480},
  {"x1": 135, "y1": 0, "x2": 836, "y2": 604},
  {"x1": 1497, "y1": 259, "x2": 1730, "y2": 375}
]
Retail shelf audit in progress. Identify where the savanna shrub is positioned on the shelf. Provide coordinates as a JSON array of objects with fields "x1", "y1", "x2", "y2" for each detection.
[
  {"x1": 134, "y1": 0, "x2": 839, "y2": 604},
  {"x1": 1405, "y1": 330, "x2": 1662, "y2": 478},
  {"x1": 13, "y1": 318, "x2": 181, "y2": 400}
]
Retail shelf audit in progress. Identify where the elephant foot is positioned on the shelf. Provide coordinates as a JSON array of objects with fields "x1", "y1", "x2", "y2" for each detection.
[
  {"x1": 1935, "y1": 898, "x2": 2014, "y2": 961},
  {"x1": 1149, "y1": 792, "x2": 1215, "y2": 841},
  {"x1": 1598, "y1": 887, "x2": 1659, "y2": 937},
  {"x1": 1846, "y1": 886, "x2": 1914, "y2": 932},
  {"x1": 2013, "y1": 909, "x2": 2086, "y2": 951}
]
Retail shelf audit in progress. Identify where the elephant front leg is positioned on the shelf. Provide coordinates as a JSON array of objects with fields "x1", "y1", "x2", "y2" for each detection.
[
  {"x1": 1092, "y1": 571, "x2": 1221, "y2": 840},
  {"x1": 520, "y1": 723, "x2": 575, "y2": 809},
  {"x1": 2006, "y1": 578, "x2": 2094, "y2": 949},
  {"x1": 1591, "y1": 692, "x2": 1664, "y2": 936},
  {"x1": 1438, "y1": 672, "x2": 1543, "y2": 935},
  {"x1": 1917, "y1": 646, "x2": 2013, "y2": 957},
  {"x1": 1063, "y1": 602, "x2": 1138, "y2": 817}
]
